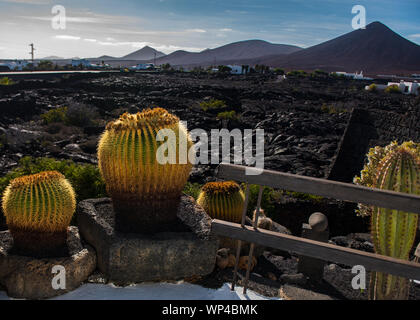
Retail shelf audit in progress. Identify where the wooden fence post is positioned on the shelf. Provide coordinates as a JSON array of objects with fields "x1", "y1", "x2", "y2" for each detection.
[{"x1": 297, "y1": 212, "x2": 329, "y2": 282}]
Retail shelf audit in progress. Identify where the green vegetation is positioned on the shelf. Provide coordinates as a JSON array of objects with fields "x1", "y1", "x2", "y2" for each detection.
[
  {"x1": 41, "y1": 104, "x2": 98, "y2": 127},
  {"x1": 321, "y1": 104, "x2": 348, "y2": 114},
  {"x1": 183, "y1": 182, "x2": 202, "y2": 200},
  {"x1": 273, "y1": 68, "x2": 285, "y2": 75},
  {"x1": 217, "y1": 65, "x2": 232, "y2": 73},
  {"x1": 0, "y1": 156, "x2": 107, "y2": 202},
  {"x1": 0, "y1": 77, "x2": 15, "y2": 86},
  {"x1": 354, "y1": 141, "x2": 420, "y2": 300},
  {"x1": 287, "y1": 70, "x2": 308, "y2": 77},
  {"x1": 367, "y1": 83, "x2": 377, "y2": 92},
  {"x1": 200, "y1": 99, "x2": 228, "y2": 112},
  {"x1": 41, "y1": 107, "x2": 68, "y2": 124},
  {"x1": 217, "y1": 110, "x2": 238, "y2": 121},
  {"x1": 385, "y1": 84, "x2": 400, "y2": 94},
  {"x1": 36, "y1": 60, "x2": 54, "y2": 71}
]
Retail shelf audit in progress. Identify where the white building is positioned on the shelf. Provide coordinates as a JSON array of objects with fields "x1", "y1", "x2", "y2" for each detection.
[
  {"x1": 130, "y1": 63, "x2": 155, "y2": 70},
  {"x1": 333, "y1": 71, "x2": 373, "y2": 80},
  {"x1": 387, "y1": 80, "x2": 419, "y2": 95},
  {"x1": 365, "y1": 80, "x2": 419, "y2": 96},
  {"x1": 0, "y1": 60, "x2": 31, "y2": 71},
  {"x1": 71, "y1": 59, "x2": 92, "y2": 68},
  {"x1": 227, "y1": 65, "x2": 244, "y2": 75}
]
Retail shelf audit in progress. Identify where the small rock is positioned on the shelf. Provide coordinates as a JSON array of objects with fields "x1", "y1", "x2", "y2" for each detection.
[
  {"x1": 216, "y1": 248, "x2": 230, "y2": 270},
  {"x1": 280, "y1": 273, "x2": 307, "y2": 285}
]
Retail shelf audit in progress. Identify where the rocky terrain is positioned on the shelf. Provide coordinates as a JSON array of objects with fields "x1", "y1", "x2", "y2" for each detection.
[{"x1": 0, "y1": 71, "x2": 419, "y2": 299}]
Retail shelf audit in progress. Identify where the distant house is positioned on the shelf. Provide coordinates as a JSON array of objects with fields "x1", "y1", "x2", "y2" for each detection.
[
  {"x1": 365, "y1": 80, "x2": 419, "y2": 95},
  {"x1": 227, "y1": 65, "x2": 245, "y2": 75},
  {"x1": 333, "y1": 71, "x2": 373, "y2": 80},
  {"x1": 0, "y1": 60, "x2": 31, "y2": 71},
  {"x1": 71, "y1": 59, "x2": 92, "y2": 68},
  {"x1": 387, "y1": 80, "x2": 419, "y2": 95},
  {"x1": 130, "y1": 63, "x2": 155, "y2": 71}
]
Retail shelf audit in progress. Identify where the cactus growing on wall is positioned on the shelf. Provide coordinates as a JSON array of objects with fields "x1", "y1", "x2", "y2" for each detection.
[
  {"x1": 2, "y1": 171, "x2": 76, "y2": 257},
  {"x1": 197, "y1": 181, "x2": 245, "y2": 223},
  {"x1": 97, "y1": 108, "x2": 194, "y2": 233},
  {"x1": 354, "y1": 141, "x2": 420, "y2": 300}
]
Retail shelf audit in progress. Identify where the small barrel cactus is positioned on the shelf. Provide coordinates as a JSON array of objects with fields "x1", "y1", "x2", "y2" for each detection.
[
  {"x1": 197, "y1": 181, "x2": 245, "y2": 223},
  {"x1": 1, "y1": 171, "x2": 76, "y2": 257},
  {"x1": 98, "y1": 108, "x2": 194, "y2": 233},
  {"x1": 354, "y1": 141, "x2": 420, "y2": 300}
]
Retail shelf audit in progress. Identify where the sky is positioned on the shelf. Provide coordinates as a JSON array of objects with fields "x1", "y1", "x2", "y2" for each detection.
[{"x1": 0, "y1": 0, "x2": 419, "y2": 59}]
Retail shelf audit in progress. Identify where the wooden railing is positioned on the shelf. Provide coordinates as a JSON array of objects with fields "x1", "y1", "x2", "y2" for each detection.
[{"x1": 211, "y1": 163, "x2": 420, "y2": 294}]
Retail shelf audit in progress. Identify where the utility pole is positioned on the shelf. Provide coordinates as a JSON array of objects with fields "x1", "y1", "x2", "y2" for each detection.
[{"x1": 29, "y1": 43, "x2": 35, "y2": 64}]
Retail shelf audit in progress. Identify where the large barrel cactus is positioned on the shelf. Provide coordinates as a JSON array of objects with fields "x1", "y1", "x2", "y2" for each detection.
[
  {"x1": 98, "y1": 108, "x2": 194, "y2": 233},
  {"x1": 197, "y1": 181, "x2": 245, "y2": 223},
  {"x1": 354, "y1": 141, "x2": 420, "y2": 300},
  {"x1": 1, "y1": 171, "x2": 76, "y2": 257}
]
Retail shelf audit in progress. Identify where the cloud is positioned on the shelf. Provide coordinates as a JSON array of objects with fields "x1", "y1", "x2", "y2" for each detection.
[
  {"x1": 408, "y1": 34, "x2": 420, "y2": 38},
  {"x1": 54, "y1": 35, "x2": 81, "y2": 40},
  {"x1": 186, "y1": 29, "x2": 207, "y2": 33},
  {"x1": 83, "y1": 38, "x2": 97, "y2": 42},
  {"x1": 0, "y1": 0, "x2": 51, "y2": 4},
  {"x1": 219, "y1": 28, "x2": 233, "y2": 32}
]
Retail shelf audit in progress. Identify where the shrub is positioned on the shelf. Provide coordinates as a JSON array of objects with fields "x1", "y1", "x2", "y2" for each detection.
[
  {"x1": 0, "y1": 156, "x2": 106, "y2": 202},
  {"x1": 367, "y1": 84, "x2": 377, "y2": 92},
  {"x1": 0, "y1": 77, "x2": 15, "y2": 86},
  {"x1": 321, "y1": 104, "x2": 347, "y2": 114},
  {"x1": 41, "y1": 107, "x2": 67, "y2": 124},
  {"x1": 183, "y1": 182, "x2": 202, "y2": 200},
  {"x1": 200, "y1": 99, "x2": 228, "y2": 112},
  {"x1": 217, "y1": 110, "x2": 238, "y2": 121},
  {"x1": 385, "y1": 84, "x2": 400, "y2": 94},
  {"x1": 287, "y1": 70, "x2": 307, "y2": 77},
  {"x1": 65, "y1": 103, "x2": 98, "y2": 127}
]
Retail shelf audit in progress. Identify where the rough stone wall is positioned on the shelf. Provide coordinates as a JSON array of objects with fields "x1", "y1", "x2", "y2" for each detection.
[{"x1": 328, "y1": 106, "x2": 420, "y2": 182}]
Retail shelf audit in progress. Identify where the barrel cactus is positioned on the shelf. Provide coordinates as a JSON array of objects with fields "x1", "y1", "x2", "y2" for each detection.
[
  {"x1": 1, "y1": 171, "x2": 76, "y2": 257},
  {"x1": 98, "y1": 108, "x2": 194, "y2": 233},
  {"x1": 354, "y1": 141, "x2": 420, "y2": 300},
  {"x1": 197, "y1": 181, "x2": 245, "y2": 223}
]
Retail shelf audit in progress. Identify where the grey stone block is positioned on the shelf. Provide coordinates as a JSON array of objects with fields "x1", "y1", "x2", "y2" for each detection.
[
  {"x1": 0, "y1": 226, "x2": 96, "y2": 299},
  {"x1": 77, "y1": 195, "x2": 219, "y2": 283}
]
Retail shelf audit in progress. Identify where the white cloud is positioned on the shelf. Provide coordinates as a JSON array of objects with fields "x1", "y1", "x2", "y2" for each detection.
[
  {"x1": 219, "y1": 28, "x2": 233, "y2": 32},
  {"x1": 54, "y1": 35, "x2": 81, "y2": 40},
  {"x1": 408, "y1": 34, "x2": 420, "y2": 38},
  {"x1": 186, "y1": 29, "x2": 207, "y2": 33},
  {"x1": 83, "y1": 38, "x2": 97, "y2": 42}
]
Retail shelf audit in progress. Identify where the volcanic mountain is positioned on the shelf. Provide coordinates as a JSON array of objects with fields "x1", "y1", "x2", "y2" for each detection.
[
  {"x1": 121, "y1": 46, "x2": 166, "y2": 60},
  {"x1": 154, "y1": 40, "x2": 302, "y2": 66},
  {"x1": 262, "y1": 21, "x2": 420, "y2": 74}
]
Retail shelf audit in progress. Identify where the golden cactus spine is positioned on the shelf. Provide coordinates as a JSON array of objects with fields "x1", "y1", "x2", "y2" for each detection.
[
  {"x1": 354, "y1": 141, "x2": 420, "y2": 300},
  {"x1": 197, "y1": 181, "x2": 245, "y2": 223},
  {"x1": 2, "y1": 171, "x2": 76, "y2": 232},
  {"x1": 2, "y1": 171, "x2": 76, "y2": 257},
  {"x1": 97, "y1": 108, "x2": 194, "y2": 232}
]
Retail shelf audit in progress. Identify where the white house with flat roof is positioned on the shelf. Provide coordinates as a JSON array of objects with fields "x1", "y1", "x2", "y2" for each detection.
[
  {"x1": 387, "y1": 80, "x2": 419, "y2": 95},
  {"x1": 365, "y1": 80, "x2": 419, "y2": 96}
]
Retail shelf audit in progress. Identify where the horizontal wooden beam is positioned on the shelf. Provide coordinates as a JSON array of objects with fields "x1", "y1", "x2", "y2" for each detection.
[
  {"x1": 211, "y1": 219, "x2": 420, "y2": 280},
  {"x1": 216, "y1": 163, "x2": 420, "y2": 214}
]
